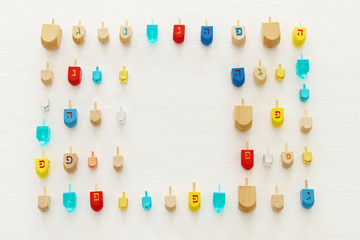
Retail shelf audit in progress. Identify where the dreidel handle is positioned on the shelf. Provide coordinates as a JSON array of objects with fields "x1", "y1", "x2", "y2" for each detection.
[
  {"x1": 193, "y1": 182, "x2": 196, "y2": 192},
  {"x1": 116, "y1": 146, "x2": 119, "y2": 156},
  {"x1": 245, "y1": 177, "x2": 248, "y2": 186},
  {"x1": 101, "y1": 21, "x2": 104, "y2": 28},
  {"x1": 305, "y1": 180, "x2": 308, "y2": 189},
  {"x1": 241, "y1": 98, "x2": 244, "y2": 105},
  {"x1": 43, "y1": 186, "x2": 47, "y2": 195},
  {"x1": 276, "y1": 99, "x2": 279, "y2": 108},
  {"x1": 285, "y1": 142, "x2": 288, "y2": 151},
  {"x1": 46, "y1": 62, "x2": 49, "y2": 69},
  {"x1": 169, "y1": 186, "x2": 172, "y2": 195},
  {"x1": 122, "y1": 192, "x2": 125, "y2": 197},
  {"x1": 178, "y1": 17, "x2": 181, "y2": 25},
  {"x1": 74, "y1": 59, "x2": 77, "y2": 66},
  {"x1": 78, "y1": 20, "x2": 81, "y2": 26},
  {"x1": 237, "y1": 20, "x2": 240, "y2": 25},
  {"x1": 69, "y1": 100, "x2": 72, "y2": 108},
  {"x1": 95, "y1": 183, "x2": 98, "y2": 191},
  {"x1": 246, "y1": 141, "x2": 249, "y2": 150},
  {"x1": 69, "y1": 145, "x2": 72, "y2": 153},
  {"x1": 275, "y1": 186, "x2": 278, "y2": 194}
]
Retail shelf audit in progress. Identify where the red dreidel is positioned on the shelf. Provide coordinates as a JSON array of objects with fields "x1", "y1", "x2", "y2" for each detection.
[
  {"x1": 68, "y1": 59, "x2": 82, "y2": 86},
  {"x1": 173, "y1": 18, "x2": 185, "y2": 44},
  {"x1": 241, "y1": 141, "x2": 254, "y2": 170},
  {"x1": 90, "y1": 183, "x2": 103, "y2": 212}
]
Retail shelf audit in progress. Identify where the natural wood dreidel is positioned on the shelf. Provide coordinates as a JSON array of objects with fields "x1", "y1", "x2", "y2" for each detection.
[
  {"x1": 38, "y1": 186, "x2": 50, "y2": 212},
  {"x1": 271, "y1": 186, "x2": 284, "y2": 212},
  {"x1": 41, "y1": 19, "x2": 62, "y2": 50},
  {"x1": 302, "y1": 147, "x2": 313, "y2": 165},
  {"x1": 165, "y1": 186, "x2": 176, "y2": 212},
  {"x1": 63, "y1": 146, "x2": 78, "y2": 173},
  {"x1": 90, "y1": 102, "x2": 102, "y2": 126},
  {"x1": 41, "y1": 62, "x2": 53, "y2": 86},
  {"x1": 238, "y1": 177, "x2": 256, "y2": 213},
  {"x1": 120, "y1": 20, "x2": 132, "y2": 45},
  {"x1": 254, "y1": 60, "x2": 267, "y2": 86},
  {"x1": 88, "y1": 151, "x2": 98, "y2": 170},
  {"x1": 232, "y1": 20, "x2": 246, "y2": 46},
  {"x1": 300, "y1": 109, "x2": 312, "y2": 133},
  {"x1": 281, "y1": 143, "x2": 293, "y2": 168},
  {"x1": 72, "y1": 20, "x2": 85, "y2": 45},
  {"x1": 98, "y1": 21, "x2": 109, "y2": 44},
  {"x1": 113, "y1": 146, "x2": 124, "y2": 171},
  {"x1": 261, "y1": 17, "x2": 280, "y2": 48},
  {"x1": 234, "y1": 98, "x2": 253, "y2": 132}
]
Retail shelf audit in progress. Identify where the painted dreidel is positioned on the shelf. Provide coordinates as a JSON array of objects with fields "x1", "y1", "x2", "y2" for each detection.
[
  {"x1": 300, "y1": 84, "x2": 309, "y2": 102},
  {"x1": 88, "y1": 151, "x2": 98, "y2": 170},
  {"x1": 271, "y1": 99, "x2": 284, "y2": 128},
  {"x1": 233, "y1": 98, "x2": 252, "y2": 132},
  {"x1": 98, "y1": 21, "x2": 109, "y2": 44},
  {"x1": 64, "y1": 100, "x2": 78, "y2": 128},
  {"x1": 90, "y1": 184, "x2": 103, "y2": 212},
  {"x1": 41, "y1": 19, "x2": 62, "y2": 50},
  {"x1": 201, "y1": 20, "x2": 213, "y2": 46},
  {"x1": 36, "y1": 119, "x2": 50, "y2": 146},
  {"x1": 296, "y1": 53, "x2": 310, "y2": 79},
  {"x1": 213, "y1": 185, "x2": 225, "y2": 214},
  {"x1": 92, "y1": 66, "x2": 102, "y2": 84},
  {"x1": 41, "y1": 62, "x2": 53, "y2": 86},
  {"x1": 271, "y1": 186, "x2": 284, "y2": 212},
  {"x1": 254, "y1": 60, "x2": 267, "y2": 86},
  {"x1": 113, "y1": 146, "x2": 124, "y2": 171},
  {"x1": 119, "y1": 192, "x2": 128, "y2": 211},
  {"x1": 231, "y1": 61, "x2": 245, "y2": 87},
  {"x1": 281, "y1": 143, "x2": 294, "y2": 168},
  {"x1": 147, "y1": 19, "x2": 158, "y2": 44},
  {"x1": 117, "y1": 106, "x2": 126, "y2": 124},
  {"x1": 173, "y1": 18, "x2": 185, "y2": 44},
  {"x1": 292, "y1": 23, "x2": 307, "y2": 47},
  {"x1": 232, "y1": 20, "x2": 246, "y2": 46},
  {"x1": 119, "y1": 66, "x2": 128, "y2": 84},
  {"x1": 301, "y1": 180, "x2": 314, "y2": 209},
  {"x1": 38, "y1": 186, "x2": 50, "y2": 212},
  {"x1": 40, "y1": 94, "x2": 50, "y2": 112},
  {"x1": 238, "y1": 177, "x2": 256, "y2": 213},
  {"x1": 165, "y1": 186, "x2": 176, "y2": 212},
  {"x1": 142, "y1": 191, "x2": 152, "y2": 210},
  {"x1": 90, "y1": 102, "x2": 102, "y2": 126},
  {"x1": 35, "y1": 151, "x2": 50, "y2": 179},
  {"x1": 120, "y1": 20, "x2": 132, "y2": 45},
  {"x1": 68, "y1": 59, "x2": 82, "y2": 86},
  {"x1": 302, "y1": 147, "x2": 313, "y2": 165},
  {"x1": 63, "y1": 146, "x2": 78, "y2": 173},
  {"x1": 276, "y1": 64, "x2": 285, "y2": 81},
  {"x1": 63, "y1": 184, "x2": 77, "y2": 213},
  {"x1": 189, "y1": 182, "x2": 201, "y2": 212},
  {"x1": 241, "y1": 141, "x2": 254, "y2": 170},
  {"x1": 300, "y1": 109, "x2": 312, "y2": 133},
  {"x1": 263, "y1": 148, "x2": 273, "y2": 167},
  {"x1": 261, "y1": 17, "x2": 280, "y2": 48},
  {"x1": 72, "y1": 20, "x2": 85, "y2": 45}
]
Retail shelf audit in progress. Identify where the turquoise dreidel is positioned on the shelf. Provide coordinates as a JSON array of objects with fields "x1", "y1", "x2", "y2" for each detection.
[
  {"x1": 142, "y1": 191, "x2": 152, "y2": 210},
  {"x1": 63, "y1": 184, "x2": 77, "y2": 213},
  {"x1": 92, "y1": 66, "x2": 102, "y2": 84},
  {"x1": 64, "y1": 100, "x2": 78, "y2": 128},
  {"x1": 36, "y1": 119, "x2": 50, "y2": 146},
  {"x1": 296, "y1": 53, "x2": 310, "y2": 79},
  {"x1": 147, "y1": 19, "x2": 158, "y2": 44},
  {"x1": 300, "y1": 84, "x2": 309, "y2": 102},
  {"x1": 201, "y1": 20, "x2": 213, "y2": 46},
  {"x1": 213, "y1": 184, "x2": 225, "y2": 213},
  {"x1": 301, "y1": 180, "x2": 315, "y2": 209}
]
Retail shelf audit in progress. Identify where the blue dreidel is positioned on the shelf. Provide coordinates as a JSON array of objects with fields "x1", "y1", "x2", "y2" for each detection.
[
  {"x1": 147, "y1": 19, "x2": 158, "y2": 44},
  {"x1": 300, "y1": 84, "x2": 309, "y2": 102},
  {"x1": 36, "y1": 119, "x2": 50, "y2": 146},
  {"x1": 63, "y1": 184, "x2": 77, "y2": 213},
  {"x1": 301, "y1": 180, "x2": 314, "y2": 209},
  {"x1": 231, "y1": 61, "x2": 245, "y2": 87},
  {"x1": 64, "y1": 100, "x2": 78, "y2": 128},
  {"x1": 92, "y1": 66, "x2": 102, "y2": 84},
  {"x1": 296, "y1": 53, "x2": 310, "y2": 79},
  {"x1": 213, "y1": 184, "x2": 225, "y2": 213},
  {"x1": 201, "y1": 20, "x2": 213, "y2": 46},
  {"x1": 142, "y1": 191, "x2": 152, "y2": 210}
]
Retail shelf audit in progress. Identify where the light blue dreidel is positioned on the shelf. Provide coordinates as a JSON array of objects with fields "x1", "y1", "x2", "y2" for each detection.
[
  {"x1": 64, "y1": 100, "x2": 78, "y2": 128},
  {"x1": 300, "y1": 84, "x2": 309, "y2": 102},
  {"x1": 147, "y1": 19, "x2": 158, "y2": 44},
  {"x1": 201, "y1": 20, "x2": 213, "y2": 46},
  {"x1": 36, "y1": 119, "x2": 50, "y2": 146},
  {"x1": 92, "y1": 66, "x2": 102, "y2": 84},
  {"x1": 63, "y1": 184, "x2": 77, "y2": 213},
  {"x1": 213, "y1": 184, "x2": 225, "y2": 213},
  {"x1": 142, "y1": 191, "x2": 152, "y2": 210},
  {"x1": 296, "y1": 53, "x2": 310, "y2": 79},
  {"x1": 301, "y1": 180, "x2": 314, "y2": 209},
  {"x1": 231, "y1": 61, "x2": 245, "y2": 87}
]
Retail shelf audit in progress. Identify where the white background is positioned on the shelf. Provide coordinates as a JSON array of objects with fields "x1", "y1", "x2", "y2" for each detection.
[{"x1": 0, "y1": 0, "x2": 359, "y2": 239}]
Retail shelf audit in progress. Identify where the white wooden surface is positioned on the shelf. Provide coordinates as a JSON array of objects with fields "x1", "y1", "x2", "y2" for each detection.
[{"x1": 0, "y1": 0, "x2": 359, "y2": 239}]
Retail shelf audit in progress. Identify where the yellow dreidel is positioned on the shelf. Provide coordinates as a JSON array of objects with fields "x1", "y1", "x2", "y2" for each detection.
[
  {"x1": 292, "y1": 23, "x2": 307, "y2": 47},
  {"x1": 302, "y1": 147, "x2": 313, "y2": 165},
  {"x1": 271, "y1": 99, "x2": 284, "y2": 128},
  {"x1": 38, "y1": 186, "x2": 50, "y2": 212},
  {"x1": 275, "y1": 64, "x2": 285, "y2": 81},
  {"x1": 119, "y1": 66, "x2": 128, "y2": 84},
  {"x1": 118, "y1": 192, "x2": 128, "y2": 211},
  {"x1": 35, "y1": 151, "x2": 50, "y2": 179},
  {"x1": 189, "y1": 182, "x2": 201, "y2": 212}
]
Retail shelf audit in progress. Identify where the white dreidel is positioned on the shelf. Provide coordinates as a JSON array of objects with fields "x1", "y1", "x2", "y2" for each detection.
[{"x1": 263, "y1": 148, "x2": 273, "y2": 167}]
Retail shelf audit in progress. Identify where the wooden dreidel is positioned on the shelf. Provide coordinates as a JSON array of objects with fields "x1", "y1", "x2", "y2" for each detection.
[
  {"x1": 271, "y1": 99, "x2": 284, "y2": 128},
  {"x1": 142, "y1": 191, "x2": 152, "y2": 210},
  {"x1": 92, "y1": 66, "x2": 102, "y2": 84},
  {"x1": 63, "y1": 184, "x2": 77, "y2": 213},
  {"x1": 64, "y1": 100, "x2": 78, "y2": 128},
  {"x1": 36, "y1": 119, "x2": 50, "y2": 146},
  {"x1": 90, "y1": 102, "x2": 102, "y2": 126},
  {"x1": 271, "y1": 186, "x2": 284, "y2": 212},
  {"x1": 113, "y1": 146, "x2": 124, "y2": 171},
  {"x1": 189, "y1": 182, "x2": 201, "y2": 212},
  {"x1": 263, "y1": 148, "x2": 273, "y2": 167},
  {"x1": 232, "y1": 20, "x2": 246, "y2": 46},
  {"x1": 281, "y1": 143, "x2": 294, "y2": 168},
  {"x1": 254, "y1": 60, "x2": 267, "y2": 86},
  {"x1": 241, "y1": 141, "x2": 254, "y2": 170},
  {"x1": 231, "y1": 61, "x2": 245, "y2": 87},
  {"x1": 301, "y1": 180, "x2": 315, "y2": 209},
  {"x1": 117, "y1": 106, "x2": 126, "y2": 124},
  {"x1": 302, "y1": 147, "x2": 313, "y2": 165},
  {"x1": 98, "y1": 21, "x2": 109, "y2": 44},
  {"x1": 120, "y1": 20, "x2": 132, "y2": 45},
  {"x1": 300, "y1": 109, "x2": 312, "y2": 133},
  {"x1": 213, "y1": 185, "x2": 225, "y2": 214},
  {"x1": 300, "y1": 84, "x2": 309, "y2": 102},
  {"x1": 63, "y1": 146, "x2": 78, "y2": 173},
  {"x1": 88, "y1": 151, "x2": 98, "y2": 170},
  {"x1": 41, "y1": 62, "x2": 53, "y2": 86},
  {"x1": 72, "y1": 20, "x2": 85, "y2": 45},
  {"x1": 201, "y1": 20, "x2": 213, "y2": 46},
  {"x1": 41, "y1": 19, "x2": 62, "y2": 50},
  {"x1": 90, "y1": 184, "x2": 103, "y2": 212},
  {"x1": 147, "y1": 19, "x2": 158, "y2": 44},
  {"x1": 261, "y1": 17, "x2": 280, "y2": 48},
  {"x1": 119, "y1": 192, "x2": 128, "y2": 211},
  {"x1": 296, "y1": 53, "x2": 310, "y2": 79},
  {"x1": 38, "y1": 186, "x2": 50, "y2": 212},
  {"x1": 238, "y1": 177, "x2": 256, "y2": 213},
  {"x1": 119, "y1": 66, "x2": 128, "y2": 84},
  {"x1": 233, "y1": 98, "x2": 253, "y2": 132},
  {"x1": 173, "y1": 18, "x2": 185, "y2": 44},
  {"x1": 40, "y1": 94, "x2": 50, "y2": 112},
  {"x1": 292, "y1": 23, "x2": 307, "y2": 47},
  {"x1": 68, "y1": 59, "x2": 82, "y2": 86},
  {"x1": 35, "y1": 151, "x2": 50, "y2": 179},
  {"x1": 275, "y1": 64, "x2": 285, "y2": 81},
  {"x1": 165, "y1": 186, "x2": 176, "y2": 212}
]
